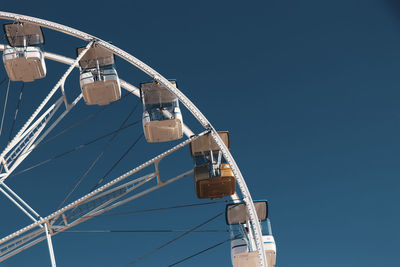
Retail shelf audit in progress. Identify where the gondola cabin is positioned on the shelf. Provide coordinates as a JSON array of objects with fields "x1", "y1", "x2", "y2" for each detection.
[
  {"x1": 2, "y1": 23, "x2": 46, "y2": 82},
  {"x1": 140, "y1": 80, "x2": 183, "y2": 143},
  {"x1": 226, "y1": 201, "x2": 276, "y2": 267},
  {"x1": 78, "y1": 46, "x2": 121, "y2": 105},
  {"x1": 190, "y1": 131, "x2": 235, "y2": 199}
]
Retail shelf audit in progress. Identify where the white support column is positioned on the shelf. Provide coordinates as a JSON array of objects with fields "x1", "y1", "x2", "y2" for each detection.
[{"x1": 44, "y1": 223, "x2": 56, "y2": 267}]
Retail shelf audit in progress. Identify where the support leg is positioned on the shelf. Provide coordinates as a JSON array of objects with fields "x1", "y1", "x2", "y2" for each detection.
[{"x1": 44, "y1": 223, "x2": 57, "y2": 267}]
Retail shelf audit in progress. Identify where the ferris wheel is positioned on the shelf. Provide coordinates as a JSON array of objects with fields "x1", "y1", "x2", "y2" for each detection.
[{"x1": 0, "y1": 11, "x2": 276, "y2": 267}]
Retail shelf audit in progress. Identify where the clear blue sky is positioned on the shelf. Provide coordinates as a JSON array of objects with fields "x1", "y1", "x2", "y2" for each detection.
[{"x1": 0, "y1": 0, "x2": 399, "y2": 266}]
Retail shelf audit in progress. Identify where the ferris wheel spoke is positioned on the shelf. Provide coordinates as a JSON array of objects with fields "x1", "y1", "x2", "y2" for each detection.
[
  {"x1": 0, "y1": 168, "x2": 194, "y2": 262},
  {"x1": 0, "y1": 11, "x2": 272, "y2": 267},
  {"x1": 0, "y1": 42, "x2": 94, "y2": 185},
  {"x1": 0, "y1": 131, "x2": 207, "y2": 261}
]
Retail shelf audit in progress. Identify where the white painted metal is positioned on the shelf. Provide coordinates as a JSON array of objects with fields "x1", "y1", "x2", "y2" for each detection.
[
  {"x1": 1, "y1": 99, "x2": 63, "y2": 178},
  {"x1": 0, "y1": 42, "x2": 93, "y2": 185},
  {"x1": 0, "y1": 142, "x2": 198, "y2": 260},
  {"x1": 95, "y1": 169, "x2": 194, "y2": 215},
  {"x1": 210, "y1": 131, "x2": 267, "y2": 266},
  {"x1": 0, "y1": 11, "x2": 268, "y2": 266},
  {"x1": 0, "y1": 186, "x2": 38, "y2": 224},
  {"x1": 0, "y1": 42, "x2": 93, "y2": 266},
  {"x1": 0, "y1": 169, "x2": 193, "y2": 262},
  {"x1": 1, "y1": 183, "x2": 42, "y2": 221},
  {"x1": 0, "y1": 41, "x2": 92, "y2": 158},
  {"x1": 0, "y1": 131, "x2": 207, "y2": 248},
  {"x1": 44, "y1": 223, "x2": 56, "y2": 267}
]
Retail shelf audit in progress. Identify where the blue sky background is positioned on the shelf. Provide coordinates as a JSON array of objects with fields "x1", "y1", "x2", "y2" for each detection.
[{"x1": 0, "y1": 0, "x2": 399, "y2": 266}]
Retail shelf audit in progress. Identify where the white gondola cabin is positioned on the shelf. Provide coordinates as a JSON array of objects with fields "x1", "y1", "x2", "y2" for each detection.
[
  {"x1": 140, "y1": 80, "x2": 183, "y2": 143},
  {"x1": 78, "y1": 46, "x2": 121, "y2": 106},
  {"x1": 190, "y1": 131, "x2": 235, "y2": 199},
  {"x1": 2, "y1": 23, "x2": 46, "y2": 82},
  {"x1": 226, "y1": 201, "x2": 276, "y2": 267}
]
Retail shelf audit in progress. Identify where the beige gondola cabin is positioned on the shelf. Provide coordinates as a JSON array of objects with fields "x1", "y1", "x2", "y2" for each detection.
[
  {"x1": 226, "y1": 201, "x2": 277, "y2": 267},
  {"x1": 141, "y1": 80, "x2": 183, "y2": 143},
  {"x1": 2, "y1": 23, "x2": 46, "y2": 82},
  {"x1": 78, "y1": 45, "x2": 121, "y2": 106},
  {"x1": 190, "y1": 131, "x2": 235, "y2": 199}
]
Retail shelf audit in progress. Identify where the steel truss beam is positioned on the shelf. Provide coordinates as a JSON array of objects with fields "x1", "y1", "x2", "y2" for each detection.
[
  {"x1": 0, "y1": 41, "x2": 95, "y2": 267},
  {"x1": 0, "y1": 11, "x2": 268, "y2": 266},
  {"x1": 0, "y1": 41, "x2": 93, "y2": 184},
  {"x1": 0, "y1": 44, "x2": 196, "y2": 265},
  {"x1": 0, "y1": 131, "x2": 206, "y2": 262}
]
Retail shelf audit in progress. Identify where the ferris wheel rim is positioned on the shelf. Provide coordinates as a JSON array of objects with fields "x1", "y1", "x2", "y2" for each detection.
[{"x1": 0, "y1": 11, "x2": 268, "y2": 266}]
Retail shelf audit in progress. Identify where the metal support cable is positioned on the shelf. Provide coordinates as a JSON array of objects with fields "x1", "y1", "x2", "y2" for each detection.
[
  {"x1": 89, "y1": 132, "x2": 143, "y2": 192},
  {"x1": 168, "y1": 238, "x2": 232, "y2": 266},
  {"x1": 64, "y1": 229, "x2": 228, "y2": 233},
  {"x1": 125, "y1": 212, "x2": 224, "y2": 266},
  {"x1": 165, "y1": 203, "x2": 246, "y2": 266},
  {"x1": 0, "y1": 14, "x2": 266, "y2": 266},
  {"x1": 0, "y1": 13, "x2": 268, "y2": 267},
  {"x1": 85, "y1": 199, "x2": 239, "y2": 218},
  {"x1": 7, "y1": 82, "x2": 24, "y2": 143},
  {"x1": 38, "y1": 105, "x2": 107, "y2": 148},
  {"x1": 0, "y1": 79, "x2": 10, "y2": 136},
  {"x1": 8, "y1": 120, "x2": 140, "y2": 179},
  {"x1": 57, "y1": 100, "x2": 141, "y2": 210},
  {"x1": 14, "y1": 92, "x2": 132, "y2": 159}
]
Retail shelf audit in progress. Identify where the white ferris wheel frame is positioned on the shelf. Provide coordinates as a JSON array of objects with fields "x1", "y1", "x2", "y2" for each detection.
[{"x1": 0, "y1": 11, "x2": 268, "y2": 267}]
